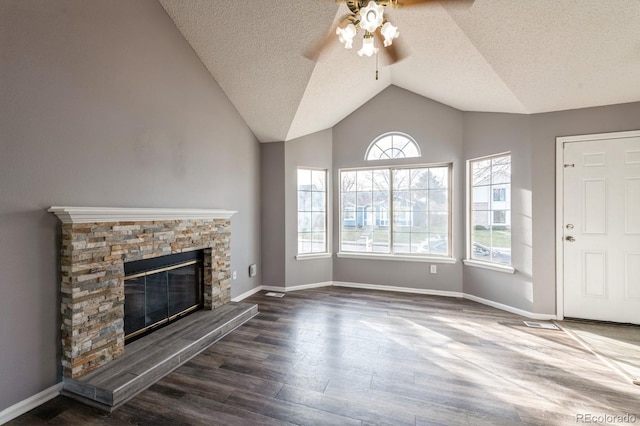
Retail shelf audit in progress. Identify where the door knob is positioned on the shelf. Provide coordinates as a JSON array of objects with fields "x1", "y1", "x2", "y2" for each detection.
[{"x1": 565, "y1": 236, "x2": 576, "y2": 242}]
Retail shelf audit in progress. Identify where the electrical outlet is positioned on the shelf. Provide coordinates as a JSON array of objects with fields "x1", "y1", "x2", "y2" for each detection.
[
  {"x1": 430, "y1": 265, "x2": 437, "y2": 274},
  {"x1": 232, "y1": 271, "x2": 237, "y2": 280},
  {"x1": 249, "y1": 264, "x2": 257, "y2": 277}
]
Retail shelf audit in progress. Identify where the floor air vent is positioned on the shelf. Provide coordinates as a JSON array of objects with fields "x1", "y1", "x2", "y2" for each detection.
[
  {"x1": 265, "y1": 292, "x2": 285, "y2": 298},
  {"x1": 524, "y1": 321, "x2": 560, "y2": 330}
]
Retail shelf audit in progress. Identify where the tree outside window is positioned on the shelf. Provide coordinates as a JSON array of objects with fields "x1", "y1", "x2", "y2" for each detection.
[
  {"x1": 469, "y1": 153, "x2": 511, "y2": 265},
  {"x1": 365, "y1": 132, "x2": 421, "y2": 160},
  {"x1": 340, "y1": 165, "x2": 451, "y2": 256},
  {"x1": 297, "y1": 168, "x2": 327, "y2": 254}
]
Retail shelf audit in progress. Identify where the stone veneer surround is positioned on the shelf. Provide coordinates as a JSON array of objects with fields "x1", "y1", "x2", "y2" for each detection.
[{"x1": 48, "y1": 207, "x2": 236, "y2": 379}]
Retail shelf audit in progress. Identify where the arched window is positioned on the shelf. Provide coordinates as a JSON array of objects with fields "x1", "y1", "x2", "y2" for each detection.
[{"x1": 365, "y1": 132, "x2": 421, "y2": 161}]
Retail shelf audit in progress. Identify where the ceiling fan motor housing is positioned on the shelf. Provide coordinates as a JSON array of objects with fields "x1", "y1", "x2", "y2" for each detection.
[{"x1": 345, "y1": 0, "x2": 396, "y2": 14}]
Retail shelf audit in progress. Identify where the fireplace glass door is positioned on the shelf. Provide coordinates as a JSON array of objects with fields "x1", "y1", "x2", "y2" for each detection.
[{"x1": 124, "y1": 251, "x2": 203, "y2": 342}]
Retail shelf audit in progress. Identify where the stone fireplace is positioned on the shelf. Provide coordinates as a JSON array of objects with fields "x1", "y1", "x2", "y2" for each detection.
[{"x1": 48, "y1": 207, "x2": 237, "y2": 379}]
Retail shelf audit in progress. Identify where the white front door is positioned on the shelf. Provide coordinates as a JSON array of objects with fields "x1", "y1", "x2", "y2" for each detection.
[{"x1": 561, "y1": 132, "x2": 640, "y2": 324}]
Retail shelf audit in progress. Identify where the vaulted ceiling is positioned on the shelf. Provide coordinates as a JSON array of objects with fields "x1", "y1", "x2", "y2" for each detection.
[{"x1": 159, "y1": 0, "x2": 640, "y2": 143}]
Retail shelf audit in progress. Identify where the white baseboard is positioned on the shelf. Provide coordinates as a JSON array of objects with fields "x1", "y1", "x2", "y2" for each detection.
[
  {"x1": 332, "y1": 281, "x2": 464, "y2": 299},
  {"x1": 260, "y1": 285, "x2": 286, "y2": 293},
  {"x1": 231, "y1": 286, "x2": 264, "y2": 302},
  {"x1": 463, "y1": 293, "x2": 557, "y2": 320},
  {"x1": 333, "y1": 282, "x2": 556, "y2": 320},
  {"x1": 280, "y1": 281, "x2": 334, "y2": 292},
  {"x1": 233, "y1": 282, "x2": 556, "y2": 320},
  {"x1": 0, "y1": 383, "x2": 62, "y2": 425},
  {"x1": 234, "y1": 282, "x2": 334, "y2": 300}
]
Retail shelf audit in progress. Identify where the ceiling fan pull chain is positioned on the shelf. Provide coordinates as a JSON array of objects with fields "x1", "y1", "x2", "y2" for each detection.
[{"x1": 375, "y1": 53, "x2": 379, "y2": 80}]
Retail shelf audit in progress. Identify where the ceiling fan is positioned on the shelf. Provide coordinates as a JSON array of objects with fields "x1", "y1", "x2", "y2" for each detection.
[{"x1": 306, "y1": 0, "x2": 472, "y2": 65}]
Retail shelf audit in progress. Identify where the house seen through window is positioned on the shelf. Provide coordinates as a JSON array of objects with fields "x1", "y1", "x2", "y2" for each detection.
[
  {"x1": 297, "y1": 168, "x2": 327, "y2": 255},
  {"x1": 469, "y1": 153, "x2": 512, "y2": 265},
  {"x1": 340, "y1": 165, "x2": 451, "y2": 256}
]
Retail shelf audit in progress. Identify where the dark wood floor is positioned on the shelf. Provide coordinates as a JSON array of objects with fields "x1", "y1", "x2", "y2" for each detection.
[{"x1": 10, "y1": 287, "x2": 640, "y2": 425}]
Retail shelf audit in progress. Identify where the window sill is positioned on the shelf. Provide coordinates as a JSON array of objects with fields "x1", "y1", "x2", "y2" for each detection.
[
  {"x1": 296, "y1": 253, "x2": 332, "y2": 261},
  {"x1": 463, "y1": 259, "x2": 515, "y2": 274},
  {"x1": 337, "y1": 252, "x2": 457, "y2": 264}
]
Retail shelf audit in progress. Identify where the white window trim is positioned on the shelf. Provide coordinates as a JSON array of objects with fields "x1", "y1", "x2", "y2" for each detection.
[
  {"x1": 297, "y1": 167, "x2": 330, "y2": 256},
  {"x1": 463, "y1": 259, "x2": 515, "y2": 274},
  {"x1": 466, "y1": 152, "x2": 512, "y2": 268},
  {"x1": 364, "y1": 131, "x2": 422, "y2": 161},
  {"x1": 339, "y1": 163, "x2": 453, "y2": 259},
  {"x1": 338, "y1": 252, "x2": 456, "y2": 264},
  {"x1": 296, "y1": 253, "x2": 333, "y2": 261}
]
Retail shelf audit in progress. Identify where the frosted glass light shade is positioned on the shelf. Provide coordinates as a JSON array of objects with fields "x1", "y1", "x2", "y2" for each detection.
[
  {"x1": 336, "y1": 23, "x2": 357, "y2": 49},
  {"x1": 357, "y1": 37, "x2": 378, "y2": 57},
  {"x1": 359, "y1": 1, "x2": 384, "y2": 33},
  {"x1": 381, "y1": 22, "x2": 399, "y2": 47}
]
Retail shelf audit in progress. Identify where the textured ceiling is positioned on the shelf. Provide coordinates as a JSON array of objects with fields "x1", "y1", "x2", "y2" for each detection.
[{"x1": 159, "y1": 0, "x2": 640, "y2": 143}]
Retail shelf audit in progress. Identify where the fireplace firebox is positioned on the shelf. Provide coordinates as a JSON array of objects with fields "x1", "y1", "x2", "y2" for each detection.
[{"x1": 124, "y1": 250, "x2": 204, "y2": 342}]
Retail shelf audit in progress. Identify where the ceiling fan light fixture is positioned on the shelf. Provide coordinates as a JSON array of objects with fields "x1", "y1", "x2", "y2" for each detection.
[
  {"x1": 332, "y1": 0, "x2": 404, "y2": 62},
  {"x1": 359, "y1": 1, "x2": 385, "y2": 33},
  {"x1": 380, "y1": 21, "x2": 399, "y2": 47},
  {"x1": 357, "y1": 35, "x2": 379, "y2": 57},
  {"x1": 336, "y1": 23, "x2": 357, "y2": 49}
]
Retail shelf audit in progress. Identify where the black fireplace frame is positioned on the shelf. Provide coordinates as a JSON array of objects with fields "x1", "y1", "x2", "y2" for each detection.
[{"x1": 123, "y1": 250, "x2": 204, "y2": 343}]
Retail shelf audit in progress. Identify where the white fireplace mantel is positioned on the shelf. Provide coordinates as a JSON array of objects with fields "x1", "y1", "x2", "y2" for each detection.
[{"x1": 48, "y1": 206, "x2": 237, "y2": 224}]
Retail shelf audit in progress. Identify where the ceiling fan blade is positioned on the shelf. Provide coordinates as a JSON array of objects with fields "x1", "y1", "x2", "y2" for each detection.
[
  {"x1": 303, "y1": 32, "x2": 337, "y2": 62},
  {"x1": 303, "y1": 14, "x2": 353, "y2": 62},
  {"x1": 374, "y1": 31, "x2": 407, "y2": 65}
]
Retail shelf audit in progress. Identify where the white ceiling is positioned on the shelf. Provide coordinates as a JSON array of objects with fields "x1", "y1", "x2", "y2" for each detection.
[{"x1": 159, "y1": 0, "x2": 640, "y2": 143}]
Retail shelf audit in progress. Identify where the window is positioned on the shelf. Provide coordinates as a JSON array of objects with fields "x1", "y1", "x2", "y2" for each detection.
[
  {"x1": 365, "y1": 132, "x2": 421, "y2": 161},
  {"x1": 468, "y1": 153, "x2": 511, "y2": 265},
  {"x1": 493, "y1": 188, "x2": 506, "y2": 201},
  {"x1": 340, "y1": 164, "x2": 451, "y2": 257},
  {"x1": 493, "y1": 210, "x2": 506, "y2": 224},
  {"x1": 297, "y1": 168, "x2": 327, "y2": 255}
]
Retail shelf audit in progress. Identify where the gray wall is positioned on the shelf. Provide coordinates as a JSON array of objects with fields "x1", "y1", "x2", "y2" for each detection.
[
  {"x1": 260, "y1": 142, "x2": 286, "y2": 287},
  {"x1": 329, "y1": 88, "x2": 640, "y2": 315},
  {"x1": 461, "y1": 104, "x2": 640, "y2": 315},
  {"x1": 284, "y1": 129, "x2": 333, "y2": 287},
  {"x1": 462, "y1": 113, "x2": 534, "y2": 312},
  {"x1": 0, "y1": 0, "x2": 261, "y2": 410},
  {"x1": 4, "y1": 0, "x2": 640, "y2": 413},
  {"x1": 332, "y1": 86, "x2": 465, "y2": 292},
  {"x1": 530, "y1": 102, "x2": 640, "y2": 314}
]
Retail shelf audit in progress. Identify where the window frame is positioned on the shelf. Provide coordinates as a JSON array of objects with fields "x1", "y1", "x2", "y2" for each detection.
[
  {"x1": 364, "y1": 132, "x2": 422, "y2": 161},
  {"x1": 464, "y1": 152, "x2": 515, "y2": 274},
  {"x1": 337, "y1": 162, "x2": 455, "y2": 263},
  {"x1": 296, "y1": 167, "x2": 330, "y2": 259}
]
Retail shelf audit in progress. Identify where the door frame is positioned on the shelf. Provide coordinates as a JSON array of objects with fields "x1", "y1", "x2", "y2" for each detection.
[{"x1": 555, "y1": 129, "x2": 640, "y2": 320}]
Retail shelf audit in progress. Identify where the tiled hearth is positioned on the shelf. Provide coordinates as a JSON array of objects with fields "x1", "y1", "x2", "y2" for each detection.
[
  {"x1": 48, "y1": 207, "x2": 258, "y2": 410},
  {"x1": 63, "y1": 302, "x2": 258, "y2": 411}
]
